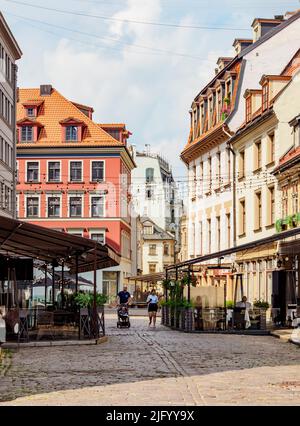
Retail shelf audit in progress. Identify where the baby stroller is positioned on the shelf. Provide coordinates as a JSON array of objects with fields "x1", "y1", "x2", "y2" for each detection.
[{"x1": 117, "y1": 304, "x2": 130, "y2": 328}]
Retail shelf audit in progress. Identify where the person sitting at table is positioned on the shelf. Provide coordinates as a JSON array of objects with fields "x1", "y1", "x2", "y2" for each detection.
[
  {"x1": 236, "y1": 296, "x2": 252, "y2": 309},
  {"x1": 235, "y1": 296, "x2": 251, "y2": 329}
]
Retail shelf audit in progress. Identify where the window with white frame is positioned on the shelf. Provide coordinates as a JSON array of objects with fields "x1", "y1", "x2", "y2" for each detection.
[
  {"x1": 21, "y1": 126, "x2": 33, "y2": 142},
  {"x1": 48, "y1": 197, "x2": 60, "y2": 217},
  {"x1": 91, "y1": 196, "x2": 105, "y2": 217},
  {"x1": 69, "y1": 197, "x2": 82, "y2": 217},
  {"x1": 90, "y1": 232, "x2": 105, "y2": 245},
  {"x1": 26, "y1": 197, "x2": 39, "y2": 217},
  {"x1": 66, "y1": 126, "x2": 78, "y2": 141},
  {"x1": 27, "y1": 108, "x2": 35, "y2": 117},
  {"x1": 91, "y1": 161, "x2": 104, "y2": 182},
  {"x1": 48, "y1": 162, "x2": 60, "y2": 182},
  {"x1": 70, "y1": 161, "x2": 82, "y2": 182},
  {"x1": 27, "y1": 162, "x2": 39, "y2": 182}
]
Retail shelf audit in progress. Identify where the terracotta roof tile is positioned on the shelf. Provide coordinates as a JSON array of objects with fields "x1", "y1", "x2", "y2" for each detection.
[{"x1": 17, "y1": 88, "x2": 123, "y2": 146}]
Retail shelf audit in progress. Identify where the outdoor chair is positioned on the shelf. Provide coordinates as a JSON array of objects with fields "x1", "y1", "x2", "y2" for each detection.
[
  {"x1": 202, "y1": 309, "x2": 218, "y2": 331},
  {"x1": 18, "y1": 309, "x2": 30, "y2": 343},
  {"x1": 36, "y1": 311, "x2": 55, "y2": 341}
]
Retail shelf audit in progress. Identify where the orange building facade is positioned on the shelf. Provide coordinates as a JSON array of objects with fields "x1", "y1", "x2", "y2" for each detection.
[{"x1": 16, "y1": 85, "x2": 135, "y2": 299}]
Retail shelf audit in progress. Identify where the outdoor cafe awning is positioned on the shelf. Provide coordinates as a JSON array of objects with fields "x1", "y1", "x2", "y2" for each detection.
[
  {"x1": 0, "y1": 217, "x2": 120, "y2": 274},
  {"x1": 127, "y1": 272, "x2": 165, "y2": 283}
]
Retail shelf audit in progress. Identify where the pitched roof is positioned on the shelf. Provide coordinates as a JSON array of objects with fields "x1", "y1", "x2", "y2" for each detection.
[
  {"x1": 17, "y1": 88, "x2": 124, "y2": 146},
  {"x1": 141, "y1": 217, "x2": 175, "y2": 241}
]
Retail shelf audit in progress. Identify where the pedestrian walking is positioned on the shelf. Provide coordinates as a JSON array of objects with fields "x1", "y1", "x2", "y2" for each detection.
[{"x1": 147, "y1": 289, "x2": 159, "y2": 328}]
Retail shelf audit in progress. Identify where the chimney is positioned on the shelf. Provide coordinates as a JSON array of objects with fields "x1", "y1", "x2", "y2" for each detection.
[
  {"x1": 130, "y1": 144, "x2": 137, "y2": 160},
  {"x1": 285, "y1": 9, "x2": 300, "y2": 20},
  {"x1": 40, "y1": 85, "x2": 52, "y2": 96}
]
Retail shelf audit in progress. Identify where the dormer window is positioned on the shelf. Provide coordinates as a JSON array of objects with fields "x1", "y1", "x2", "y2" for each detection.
[
  {"x1": 60, "y1": 117, "x2": 85, "y2": 142},
  {"x1": 17, "y1": 118, "x2": 44, "y2": 143},
  {"x1": 27, "y1": 108, "x2": 35, "y2": 117},
  {"x1": 66, "y1": 126, "x2": 78, "y2": 141},
  {"x1": 262, "y1": 83, "x2": 269, "y2": 112},
  {"x1": 246, "y1": 96, "x2": 252, "y2": 123},
  {"x1": 21, "y1": 126, "x2": 33, "y2": 142}
]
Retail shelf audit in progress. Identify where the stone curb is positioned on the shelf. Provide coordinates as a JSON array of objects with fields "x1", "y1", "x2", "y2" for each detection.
[
  {"x1": 2, "y1": 337, "x2": 109, "y2": 349},
  {"x1": 271, "y1": 331, "x2": 300, "y2": 347}
]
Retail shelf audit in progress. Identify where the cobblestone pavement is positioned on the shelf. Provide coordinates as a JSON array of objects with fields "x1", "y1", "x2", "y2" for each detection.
[{"x1": 0, "y1": 315, "x2": 300, "y2": 406}]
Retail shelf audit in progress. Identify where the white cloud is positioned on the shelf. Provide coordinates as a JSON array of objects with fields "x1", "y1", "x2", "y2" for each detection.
[{"x1": 11, "y1": 0, "x2": 299, "y2": 177}]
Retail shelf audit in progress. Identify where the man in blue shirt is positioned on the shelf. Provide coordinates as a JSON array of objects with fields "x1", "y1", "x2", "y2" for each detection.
[{"x1": 117, "y1": 286, "x2": 132, "y2": 305}]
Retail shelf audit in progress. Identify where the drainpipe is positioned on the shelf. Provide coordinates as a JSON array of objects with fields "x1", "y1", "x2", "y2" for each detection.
[{"x1": 223, "y1": 126, "x2": 237, "y2": 248}]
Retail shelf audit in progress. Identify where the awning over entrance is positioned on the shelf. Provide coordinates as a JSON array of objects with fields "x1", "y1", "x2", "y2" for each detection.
[
  {"x1": 0, "y1": 217, "x2": 120, "y2": 273},
  {"x1": 278, "y1": 237, "x2": 300, "y2": 256}
]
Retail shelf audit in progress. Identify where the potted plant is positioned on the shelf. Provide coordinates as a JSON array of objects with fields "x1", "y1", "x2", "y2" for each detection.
[
  {"x1": 253, "y1": 299, "x2": 269, "y2": 330},
  {"x1": 253, "y1": 299, "x2": 270, "y2": 310},
  {"x1": 275, "y1": 219, "x2": 283, "y2": 233}
]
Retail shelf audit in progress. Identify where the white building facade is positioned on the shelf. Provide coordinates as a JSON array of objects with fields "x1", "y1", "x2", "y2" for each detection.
[
  {"x1": 182, "y1": 9, "x2": 300, "y2": 284},
  {"x1": 0, "y1": 13, "x2": 22, "y2": 218},
  {"x1": 130, "y1": 145, "x2": 182, "y2": 250}
]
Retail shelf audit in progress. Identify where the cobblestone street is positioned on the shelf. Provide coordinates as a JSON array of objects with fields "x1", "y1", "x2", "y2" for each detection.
[{"x1": 1, "y1": 315, "x2": 300, "y2": 406}]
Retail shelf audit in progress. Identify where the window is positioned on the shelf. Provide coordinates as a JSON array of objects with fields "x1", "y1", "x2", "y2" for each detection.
[
  {"x1": 26, "y1": 197, "x2": 39, "y2": 217},
  {"x1": 292, "y1": 182, "x2": 298, "y2": 215},
  {"x1": 91, "y1": 196, "x2": 104, "y2": 217},
  {"x1": 143, "y1": 226, "x2": 153, "y2": 235},
  {"x1": 217, "y1": 89, "x2": 222, "y2": 121},
  {"x1": 254, "y1": 140, "x2": 262, "y2": 170},
  {"x1": 207, "y1": 219, "x2": 211, "y2": 253},
  {"x1": 91, "y1": 161, "x2": 104, "y2": 182},
  {"x1": 164, "y1": 244, "x2": 169, "y2": 256},
  {"x1": 269, "y1": 187, "x2": 275, "y2": 226},
  {"x1": 216, "y1": 152, "x2": 221, "y2": 187},
  {"x1": 21, "y1": 126, "x2": 33, "y2": 142},
  {"x1": 246, "y1": 96, "x2": 252, "y2": 123},
  {"x1": 200, "y1": 103, "x2": 205, "y2": 134},
  {"x1": 66, "y1": 126, "x2": 78, "y2": 141},
  {"x1": 149, "y1": 244, "x2": 157, "y2": 256},
  {"x1": 199, "y1": 221, "x2": 203, "y2": 255},
  {"x1": 70, "y1": 161, "x2": 82, "y2": 182},
  {"x1": 193, "y1": 109, "x2": 197, "y2": 138},
  {"x1": 262, "y1": 83, "x2": 269, "y2": 111},
  {"x1": 146, "y1": 168, "x2": 154, "y2": 183},
  {"x1": 208, "y1": 157, "x2": 212, "y2": 192},
  {"x1": 48, "y1": 162, "x2": 60, "y2": 182},
  {"x1": 146, "y1": 187, "x2": 153, "y2": 199},
  {"x1": 282, "y1": 186, "x2": 288, "y2": 217},
  {"x1": 199, "y1": 161, "x2": 203, "y2": 195},
  {"x1": 91, "y1": 233, "x2": 105, "y2": 245},
  {"x1": 226, "y1": 213, "x2": 231, "y2": 248},
  {"x1": 27, "y1": 162, "x2": 39, "y2": 182},
  {"x1": 48, "y1": 197, "x2": 60, "y2": 217},
  {"x1": 208, "y1": 96, "x2": 213, "y2": 128},
  {"x1": 239, "y1": 150, "x2": 245, "y2": 179},
  {"x1": 69, "y1": 197, "x2": 82, "y2": 217},
  {"x1": 192, "y1": 164, "x2": 196, "y2": 198},
  {"x1": 227, "y1": 149, "x2": 231, "y2": 184},
  {"x1": 149, "y1": 263, "x2": 157, "y2": 274},
  {"x1": 27, "y1": 108, "x2": 35, "y2": 117},
  {"x1": 239, "y1": 199, "x2": 246, "y2": 236},
  {"x1": 255, "y1": 192, "x2": 262, "y2": 230},
  {"x1": 216, "y1": 216, "x2": 221, "y2": 251},
  {"x1": 268, "y1": 132, "x2": 275, "y2": 164}
]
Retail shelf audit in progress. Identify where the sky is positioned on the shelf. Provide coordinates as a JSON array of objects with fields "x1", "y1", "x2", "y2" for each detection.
[{"x1": 1, "y1": 0, "x2": 300, "y2": 178}]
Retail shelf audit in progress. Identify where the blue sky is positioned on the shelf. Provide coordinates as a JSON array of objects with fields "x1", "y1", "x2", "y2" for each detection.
[{"x1": 1, "y1": 0, "x2": 299, "y2": 177}]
